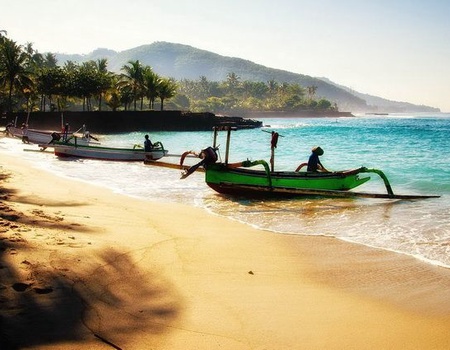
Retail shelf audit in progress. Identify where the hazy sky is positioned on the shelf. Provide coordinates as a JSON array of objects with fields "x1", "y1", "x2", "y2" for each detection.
[{"x1": 2, "y1": 0, "x2": 449, "y2": 111}]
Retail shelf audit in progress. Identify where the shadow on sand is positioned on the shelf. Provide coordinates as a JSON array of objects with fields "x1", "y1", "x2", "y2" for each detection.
[{"x1": 0, "y1": 172, "x2": 182, "y2": 349}]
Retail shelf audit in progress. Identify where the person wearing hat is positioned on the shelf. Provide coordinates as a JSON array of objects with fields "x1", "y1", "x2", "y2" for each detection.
[{"x1": 307, "y1": 146, "x2": 329, "y2": 172}]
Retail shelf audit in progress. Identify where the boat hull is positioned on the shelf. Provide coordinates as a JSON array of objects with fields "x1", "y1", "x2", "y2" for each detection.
[
  {"x1": 48, "y1": 143, "x2": 168, "y2": 161},
  {"x1": 7, "y1": 126, "x2": 58, "y2": 144},
  {"x1": 205, "y1": 164, "x2": 371, "y2": 197},
  {"x1": 7, "y1": 126, "x2": 97, "y2": 146}
]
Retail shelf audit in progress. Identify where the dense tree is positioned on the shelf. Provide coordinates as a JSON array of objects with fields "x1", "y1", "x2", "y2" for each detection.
[
  {"x1": 0, "y1": 34, "x2": 335, "y2": 114},
  {"x1": 0, "y1": 38, "x2": 33, "y2": 112},
  {"x1": 92, "y1": 59, "x2": 113, "y2": 111},
  {"x1": 307, "y1": 85, "x2": 318, "y2": 99},
  {"x1": 170, "y1": 93, "x2": 190, "y2": 110},
  {"x1": 104, "y1": 75, "x2": 122, "y2": 111},
  {"x1": 317, "y1": 98, "x2": 332, "y2": 109},
  {"x1": 81, "y1": 63, "x2": 99, "y2": 111},
  {"x1": 198, "y1": 76, "x2": 211, "y2": 99},
  {"x1": 157, "y1": 78, "x2": 177, "y2": 111},
  {"x1": 0, "y1": 30, "x2": 7, "y2": 45},
  {"x1": 225, "y1": 72, "x2": 241, "y2": 95},
  {"x1": 118, "y1": 60, "x2": 145, "y2": 111},
  {"x1": 37, "y1": 66, "x2": 68, "y2": 111},
  {"x1": 142, "y1": 66, "x2": 160, "y2": 110}
]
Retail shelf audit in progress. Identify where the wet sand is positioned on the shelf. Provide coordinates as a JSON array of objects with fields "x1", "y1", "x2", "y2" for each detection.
[{"x1": 1, "y1": 151, "x2": 450, "y2": 349}]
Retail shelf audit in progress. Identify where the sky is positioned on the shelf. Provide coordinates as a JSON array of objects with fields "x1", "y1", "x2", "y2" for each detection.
[{"x1": 1, "y1": 0, "x2": 450, "y2": 112}]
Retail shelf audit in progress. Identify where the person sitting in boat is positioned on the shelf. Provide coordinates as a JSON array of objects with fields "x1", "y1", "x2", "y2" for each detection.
[
  {"x1": 81, "y1": 124, "x2": 90, "y2": 140},
  {"x1": 144, "y1": 134, "x2": 153, "y2": 151},
  {"x1": 307, "y1": 146, "x2": 329, "y2": 172}
]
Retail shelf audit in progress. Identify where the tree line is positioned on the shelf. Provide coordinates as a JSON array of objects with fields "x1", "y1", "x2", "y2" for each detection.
[{"x1": 0, "y1": 32, "x2": 336, "y2": 114}]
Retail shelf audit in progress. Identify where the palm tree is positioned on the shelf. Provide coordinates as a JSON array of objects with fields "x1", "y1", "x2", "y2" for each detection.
[
  {"x1": 119, "y1": 86, "x2": 134, "y2": 111},
  {"x1": 157, "y1": 78, "x2": 177, "y2": 111},
  {"x1": 142, "y1": 66, "x2": 160, "y2": 110},
  {"x1": 94, "y1": 58, "x2": 112, "y2": 111},
  {"x1": 198, "y1": 75, "x2": 210, "y2": 99},
  {"x1": 307, "y1": 85, "x2": 318, "y2": 100},
  {"x1": 267, "y1": 79, "x2": 279, "y2": 94},
  {"x1": 0, "y1": 38, "x2": 33, "y2": 112},
  {"x1": 119, "y1": 60, "x2": 144, "y2": 111},
  {"x1": 0, "y1": 30, "x2": 6, "y2": 45},
  {"x1": 43, "y1": 53, "x2": 58, "y2": 68},
  {"x1": 104, "y1": 88, "x2": 122, "y2": 111},
  {"x1": 225, "y1": 72, "x2": 241, "y2": 95}
]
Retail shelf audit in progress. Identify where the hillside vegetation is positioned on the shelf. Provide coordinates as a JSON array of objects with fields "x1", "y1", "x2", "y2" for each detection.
[
  {"x1": 56, "y1": 42, "x2": 439, "y2": 113},
  {"x1": 0, "y1": 34, "x2": 341, "y2": 115}
]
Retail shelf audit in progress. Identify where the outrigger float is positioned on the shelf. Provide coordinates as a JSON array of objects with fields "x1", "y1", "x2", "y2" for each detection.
[{"x1": 180, "y1": 126, "x2": 439, "y2": 200}]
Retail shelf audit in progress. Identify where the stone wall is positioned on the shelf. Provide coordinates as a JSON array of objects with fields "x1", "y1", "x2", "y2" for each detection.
[{"x1": 1, "y1": 111, "x2": 262, "y2": 132}]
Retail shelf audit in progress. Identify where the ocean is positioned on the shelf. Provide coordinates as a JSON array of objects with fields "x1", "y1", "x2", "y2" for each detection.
[{"x1": 2, "y1": 113, "x2": 449, "y2": 268}]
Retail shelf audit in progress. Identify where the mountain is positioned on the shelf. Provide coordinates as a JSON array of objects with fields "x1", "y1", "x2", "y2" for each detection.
[
  {"x1": 319, "y1": 77, "x2": 439, "y2": 113},
  {"x1": 54, "y1": 42, "x2": 439, "y2": 113}
]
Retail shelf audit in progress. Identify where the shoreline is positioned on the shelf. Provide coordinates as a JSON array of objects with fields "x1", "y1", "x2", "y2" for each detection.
[
  {"x1": 240, "y1": 110, "x2": 355, "y2": 118},
  {"x1": 1, "y1": 150, "x2": 450, "y2": 349}
]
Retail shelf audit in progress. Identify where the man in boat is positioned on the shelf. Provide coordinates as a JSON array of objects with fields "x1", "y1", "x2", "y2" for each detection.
[
  {"x1": 144, "y1": 134, "x2": 153, "y2": 151},
  {"x1": 307, "y1": 146, "x2": 329, "y2": 172}
]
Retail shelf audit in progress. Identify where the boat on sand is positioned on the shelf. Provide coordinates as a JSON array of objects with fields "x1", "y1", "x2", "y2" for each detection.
[
  {"x1": 41, "y1": 139, "x2": 168, "y2": 162},
  {"x1": 6, "y1": 124, "x2": 99, "y2": 145}
]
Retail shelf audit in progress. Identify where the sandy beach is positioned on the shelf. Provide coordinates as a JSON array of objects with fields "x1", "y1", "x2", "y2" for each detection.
[{"x1": 1, "y1": 150, "x2": 450, "y2": 349}]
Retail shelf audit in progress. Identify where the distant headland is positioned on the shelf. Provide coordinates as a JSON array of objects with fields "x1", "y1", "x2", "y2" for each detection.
[{"x1": 240, "y1": 110, "x2": 354, "y2": 118}]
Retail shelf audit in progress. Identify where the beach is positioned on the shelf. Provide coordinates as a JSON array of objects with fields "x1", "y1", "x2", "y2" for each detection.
[{"x1": 1, "y1": 151, "x2": 450, "y2": 349}]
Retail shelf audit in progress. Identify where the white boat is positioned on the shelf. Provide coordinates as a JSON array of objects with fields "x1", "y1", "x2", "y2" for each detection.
[
  {"x1": 41, "y1": 139, "x2": 168, "y2": 161},
  {"x1": 6, "y1": 125, "x2": 99, "y2": 145}
]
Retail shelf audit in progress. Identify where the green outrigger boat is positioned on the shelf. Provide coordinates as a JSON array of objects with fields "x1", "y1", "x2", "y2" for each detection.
[{"x1": 181, "y1": 127, "x2": 439, "y2": 200}]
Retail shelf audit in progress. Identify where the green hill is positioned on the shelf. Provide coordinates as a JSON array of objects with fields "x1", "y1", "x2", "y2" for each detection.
[{"x1": 55, "y1": 42, "x2": 439, "y2": 113}]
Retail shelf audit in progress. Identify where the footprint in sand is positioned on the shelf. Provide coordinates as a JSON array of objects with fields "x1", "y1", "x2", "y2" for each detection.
[
  {"x1": 33, "y1": 287, "x2": 53, "y2": 294},
  {"x1": 12, "y1": 283, "x2": 53, "y2": 294},
  {"x1": 12, "y1": 282, "x2": 30, "y2": 292},
  {"x1": 9, "y1": 248, "x2": 17, "y2": 255}
]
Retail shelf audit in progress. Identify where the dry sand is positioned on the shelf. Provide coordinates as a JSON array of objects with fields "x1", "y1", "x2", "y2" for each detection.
[{"x1": 1, "y1": 150, "x2": 450, "y2": 349}]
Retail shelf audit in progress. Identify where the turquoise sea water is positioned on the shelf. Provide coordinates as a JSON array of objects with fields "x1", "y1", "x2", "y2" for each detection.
[{"x1": 1, "y1": 113, "x2": 449, "y2": 268}]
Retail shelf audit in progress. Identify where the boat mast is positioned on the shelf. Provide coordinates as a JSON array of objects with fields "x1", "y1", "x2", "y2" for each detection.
[
  {"x1": 25, "y1": 110, "x2": 30, "y2": 127},
  {"x1": 225, "y1": 127, "x2": 231, "y2": 165},
  {"x1": 270, "y1": 131, "x2": 279, "y2": 172},
  {"x1": 213, "y1": 127, "x2": 218, "y2": 149}
]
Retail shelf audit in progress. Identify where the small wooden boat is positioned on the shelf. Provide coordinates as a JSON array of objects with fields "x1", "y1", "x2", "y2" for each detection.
[
  {"x1": 205, "y1": 161, "x2": 370, "y2": 194},
  {"x1": 6, "y1": 125, "x2": 99, "y2": 145},
  {"x1": 41, "y1": 139, "x2": 168, "y2": 161},
  {"x1": 181, "y1": 127, "x2": 439, "y2": 200}
]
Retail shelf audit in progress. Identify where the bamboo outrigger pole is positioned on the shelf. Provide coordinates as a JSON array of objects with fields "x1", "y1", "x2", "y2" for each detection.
[
  {"x1": 225, "y1": 127, "x2": 231, "y2": 165},
  {"x1": 213, "y1": 125, "x2": 234, "y2": 165},
  {"x1": 269, "y1": 131, "x2": 279, "y2": 172}
]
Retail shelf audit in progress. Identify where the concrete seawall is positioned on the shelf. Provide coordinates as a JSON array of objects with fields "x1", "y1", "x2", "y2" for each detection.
[{"x1": 1, "y1": 111, "x2": 263, "y2": 132}]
